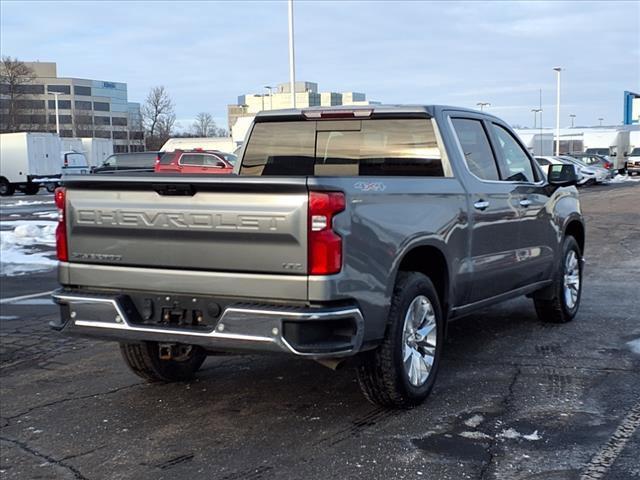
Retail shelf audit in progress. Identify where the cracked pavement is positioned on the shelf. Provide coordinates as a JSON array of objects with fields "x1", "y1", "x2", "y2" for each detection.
[{"x1": 1, "y1": 183, "x2": 639, "y2": 479}]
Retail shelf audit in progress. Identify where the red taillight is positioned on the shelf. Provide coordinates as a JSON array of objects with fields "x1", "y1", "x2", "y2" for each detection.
[
  {"x1": 54, "y1": 187, "x2": 68, "y2": 262},
  {"x1": 604, "y1": 162, "x2": 612, "y2": 169},
  {"x1": 308, "y1": 191, "x2": 345, "y2": 275}
]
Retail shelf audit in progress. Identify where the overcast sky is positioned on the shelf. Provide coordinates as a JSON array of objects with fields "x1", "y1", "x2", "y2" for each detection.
[{"x1": 1, "y1": 0, "x2": 638, "y2": 130}]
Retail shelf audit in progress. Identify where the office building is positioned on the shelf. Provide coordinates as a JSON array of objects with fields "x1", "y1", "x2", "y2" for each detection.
[{"x1": 0, "y1": 61, "x2": 144, "y2": 152}]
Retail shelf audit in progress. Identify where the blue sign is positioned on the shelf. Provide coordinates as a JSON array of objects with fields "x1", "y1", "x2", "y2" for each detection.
[{"x1": 103, "y1": 82, "x2": 116, "y2": 89}]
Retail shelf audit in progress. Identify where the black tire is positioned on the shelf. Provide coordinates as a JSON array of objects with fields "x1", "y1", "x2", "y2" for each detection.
[
  {"x1": 0, "y1": 179, "x2": 15, "y2": 197},
  {"x1": 356, "y1": 272, "x2": 443, "y2": 408},
  {"x1": 22, "y1": 183, "x2": 40, "y2": 195},
  {"x1": 45, "y1": 183, "x2": 58, "y2": 193},
  {"x1": 119, "y1": 342, "x2": 206, "y2": 382},
  {"x1": 534, "y1": 236, "x2": 582, "y2": 323}
]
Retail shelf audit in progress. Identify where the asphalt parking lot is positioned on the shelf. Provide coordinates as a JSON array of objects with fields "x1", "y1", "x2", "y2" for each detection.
[{"x1": 1, "y1": 183, "x2": 639, "y2": 480}]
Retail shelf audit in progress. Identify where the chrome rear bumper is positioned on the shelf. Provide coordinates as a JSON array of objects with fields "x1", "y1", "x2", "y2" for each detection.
[{"x1": 51, "y1": 290, "x2": 364, "y2": 358}]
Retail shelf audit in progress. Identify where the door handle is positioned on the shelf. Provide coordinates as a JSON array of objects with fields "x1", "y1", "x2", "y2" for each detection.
[
  {"x1": 519, "y1": 199, "x2": 532, "y2": 207},
  {"x1": 473, "y1": 200, "x2": 490, "y2": 211}
]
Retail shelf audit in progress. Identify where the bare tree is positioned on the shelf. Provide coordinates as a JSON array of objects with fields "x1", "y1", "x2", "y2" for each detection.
[
  {"x1": 141, "y1": 86, "x2": 174, "y2": 149},
  {"x1": 156, "y1": 111, "x2": 176, "y2": 142},
  {"x1": 192, "y1": 112, "x2": 216, "y2": 137},
  {"x1": 0, "y1": 57, "x2": 36, "y2": 132}
]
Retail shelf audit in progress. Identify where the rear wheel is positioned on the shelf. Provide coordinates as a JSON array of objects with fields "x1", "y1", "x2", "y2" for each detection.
[
  {"x1": 356, "y1": 272, "x2": 443, "y2": 408},
  {"x1": 0, "y1": 179, "x2": 15, "y2": 196},
  {"x1": 119, "y1": 342, "x2": 206, "y2": 382},
  {"x1": 45, "y1": 182, "x2": 58, "y2": 193},
  {"x1": 22, "y1": 183, "x2": 40, "y2": 195},
  {"x1": 534, "y1": 236, "x2": 582, "y2": 323}
]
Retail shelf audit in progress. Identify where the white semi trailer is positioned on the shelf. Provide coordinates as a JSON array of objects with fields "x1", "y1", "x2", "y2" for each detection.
[{"x1": 0, "y1": 132, "x2": 62, "y2": 196}]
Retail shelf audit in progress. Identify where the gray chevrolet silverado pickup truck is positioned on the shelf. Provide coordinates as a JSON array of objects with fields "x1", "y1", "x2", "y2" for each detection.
[{"x1": 51, "y1": 105, "x2": 585, "y2": 407}]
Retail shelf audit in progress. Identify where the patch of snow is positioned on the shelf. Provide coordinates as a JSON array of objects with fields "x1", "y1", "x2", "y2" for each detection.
[
  {"x1": 3, "y1": 199, "x2": 54, "y2": 207},
  {"x1": 497, "y1": 428, "x2": 521, "y2": 439},
  {"x1": 522, "y1": 430, "x2": 541, "y2": 441},
  {"x1": 459, "y1": 431, "x2": 492, "y2": 440},
  {"x1": 497, "y1": 428, "x2": 542, "y2": 441},
  {"x1": 1, "y1": 221, "x2": 57, "y2": 276},
  {"x1": 9, "y1": 214, "x2": 20, "y2": 218},
  {"x1": 606, "y1": 174, "x2": 640, "y2": 184},
  {"x1": 33, "y1": 211, "x2": 58, "y2": 219},
  {"x1": 464, "y1": 414, "x2": 484, "y2": 428},
  {"x1": 627, "y1": 338, "x2": 640, "y2": 355},
  {"x1": 0, "y1": 316, "x2": 19, "y2": 320}
]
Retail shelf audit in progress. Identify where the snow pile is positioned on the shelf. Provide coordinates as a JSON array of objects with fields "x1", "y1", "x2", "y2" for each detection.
[
  {"x1": 606, "y1": 174, "x2": 640, "y2": 184},
  {"x1": 464, "y1": 414, "x2": 484, "y2": 428},
  {"x1": 1, "y1": 220, "x2": 57, "y2": 276},
  {"x1": 33, "y1": 211, "x2": 59, "y2": 219}
]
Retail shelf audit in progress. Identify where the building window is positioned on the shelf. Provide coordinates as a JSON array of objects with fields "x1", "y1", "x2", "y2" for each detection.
[
  {"x1": 15, "y1": 99, "x2": 45, "y2": 110},
  {"x1": 47, "y1": 85, "x2": 71, "y2": 94},
  {"x1": 114, "y1": 145, "x2": 129, "y2": 153},
  {"x1": 74, "y1": 85, "x2": 92, "y2": 96},
  {"x1": 112, "y1": 117, "x2": 128, "y2": 126},
  {"x1": 49, "y1": 115, "x2": 73, "y2": 124},
  {"x1": 94, "y1": 102, "x2": 110, "y2": 112},
  {"x1": 59, "y1": 129, "x2": 74, "y2": 137},
  {"x1": 94, "y1": 116, "x2": 111, "y2": 126},
  {"x1": 112, "y1": 131, "x2": 128, "y2": 139},
  {"x1": 16, "y1": 84, "x2": 45, "y2": 94},
  {"x1": 129, "y1": 131, "x2": 144, "y2": 140},
  {"x1": 75, "y1": 100, "x2": 92, "y2": 111},
  {"x1": 48, "y1": 100, "x2": 72, "y2": 109},
  {"x1": 95, "y1": 130, "x2": 112, "y2": 139},
  {"x1": 16, "y1": 114, "x2": 46, "y2": 124}
]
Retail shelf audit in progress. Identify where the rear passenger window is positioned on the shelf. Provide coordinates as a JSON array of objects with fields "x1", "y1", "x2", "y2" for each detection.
[
  {"x1": 240, "y1": 119, "x2": 446, "y2": 177},
  {"x1": 451, "y1": 118, "x2": 500, "y2": 181},
  {"x1": 490, "y1": 124, "x2": 537, "y2": 182},
  {"x1": 181, "y1": 154, "x2": 204, "y2": 166}
]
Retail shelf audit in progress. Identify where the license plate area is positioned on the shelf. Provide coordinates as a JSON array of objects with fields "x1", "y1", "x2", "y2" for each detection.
[{"x1": 128, "y1": 294, "x2": 222, "y2": 332}]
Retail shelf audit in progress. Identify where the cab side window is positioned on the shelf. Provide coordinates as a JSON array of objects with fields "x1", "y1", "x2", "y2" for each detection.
[
  {"x1": 451, "y1": 118, "x2": 500, "y2": 181},
  {"x1": 491, "y1": 124, "x2": 537, "y2": 182}
]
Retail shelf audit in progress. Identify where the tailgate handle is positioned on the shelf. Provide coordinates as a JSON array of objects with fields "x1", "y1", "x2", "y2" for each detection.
[{"x1": 153, "y1": 183, "x2": 196, "y2": 196}]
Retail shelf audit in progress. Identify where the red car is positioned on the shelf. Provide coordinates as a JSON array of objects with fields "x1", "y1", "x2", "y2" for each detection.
[{"x1": 155, "y1": 149, "x2": 235, "y2": 175}]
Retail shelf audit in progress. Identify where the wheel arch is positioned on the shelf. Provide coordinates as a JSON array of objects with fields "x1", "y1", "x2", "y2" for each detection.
[
  {"x1": 394, "y1": 243, "x2": 450, "y2": 320},
  {"x1": 564, "y1": 218, "x2": 585, "y2": 255}
]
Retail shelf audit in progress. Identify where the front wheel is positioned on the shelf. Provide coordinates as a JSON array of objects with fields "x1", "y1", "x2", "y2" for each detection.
[
  {"x1": 119, "y1": 342, "x2": 206, "y2": 382},
  {"x1": 534, "y1": 236, "x2": 582, "y2": 323},
  {"x1": 356, "y1": 272, "x2": 443, "y2": 408}
]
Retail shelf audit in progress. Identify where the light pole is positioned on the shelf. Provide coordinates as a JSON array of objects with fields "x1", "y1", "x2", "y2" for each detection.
[
  {"x1": 569, "y1": 114, "x2": 576, "y2": 128},
  {"x1": 531, "y1": 108, "x2": 542, "y2": 128},
  {"x1": 48, "y1": 91, "x2": 62, "y2": 135},
  {"x1": 288, "y1": 0, "x2": 296, "y2": 108},
  {"x1": 598, "y1": 117, "x2": 604, "y2": 126},
  {"x1": 476, "y1": 102, "x2": 490, "y2": 111},
  {"x1": 264, "y1": 85, "x2": 273, "y2": 110},
  {"x1": 553, "y1": 67, "x2": 562, "y2": 156}
]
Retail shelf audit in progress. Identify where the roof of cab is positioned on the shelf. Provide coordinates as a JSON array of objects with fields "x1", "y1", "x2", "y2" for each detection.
[{"x1": 254, "y1": 104, "x2": 503, "y2": 122}]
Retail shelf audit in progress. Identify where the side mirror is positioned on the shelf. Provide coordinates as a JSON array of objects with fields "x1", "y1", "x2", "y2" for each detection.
[
  {"x1": 611, "y1": 152, "x2": 617, "y2": 157},
  {"x1": 548, "y1": 164, "x2": 579, "y2": 186}
]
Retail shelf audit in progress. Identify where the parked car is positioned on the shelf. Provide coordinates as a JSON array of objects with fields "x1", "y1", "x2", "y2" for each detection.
[
  {"x1": 536, "y1": 156, "x2": 606, "y2": 186},
  {"x1": 92, "y1": 152, "x2": 159, "y2": 174},
  {"x1": 52, "y1": 105, "x2": 585, "y2": 408},
  {"x1": 155, "y1": 149, "x2": 234, "y2": 175},
  {"x1": 626, "y1": 147, "x2": 640, "y2": 175},
  {"x1": 567, "y1": 153, "x2": 615, "y2": 173},
  {"x1": 560, "y1": 156, "x2": 610, "y2": 184}
]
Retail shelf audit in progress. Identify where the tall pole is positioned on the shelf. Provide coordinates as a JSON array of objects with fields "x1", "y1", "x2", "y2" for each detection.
[
  {"x1": 569, "y1": 114, "x2": 576, "y2": 128},
  {"x1": 539, "y1": 88, "x2": 543, "y2": 155},
  {"x1": 288, "y1": 0, "x2": 296, "y2": 108},
  {"x1": 264, "y1": 86, "x2": 273, "y2": 110},
  {"x1": 554, "y1": 67, "x2": 562, "y2": 156},
  {"x1": 532, "y1": 108, "x2": 542, "y2": 128},
  {"x1": 477, "y1": 102, "x2": 490, "y2": 111}
]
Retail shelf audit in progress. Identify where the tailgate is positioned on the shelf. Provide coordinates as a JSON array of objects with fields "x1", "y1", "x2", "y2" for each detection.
[{"x1": 65, "y1": 177, "x2": 309, "y2": 274}]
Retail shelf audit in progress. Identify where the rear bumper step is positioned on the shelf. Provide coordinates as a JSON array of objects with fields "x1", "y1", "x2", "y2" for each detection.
[{"x1": 51, "y1": 289, "x2": 364, "y2": 358}]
